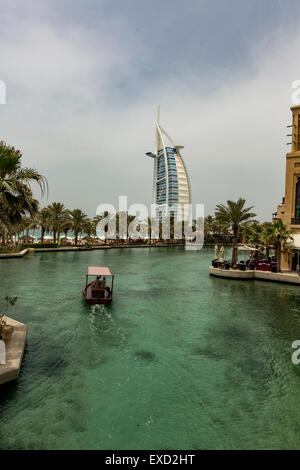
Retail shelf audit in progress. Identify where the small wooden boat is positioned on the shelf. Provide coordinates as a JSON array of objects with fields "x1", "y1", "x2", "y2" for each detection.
[{"x1": 82, "y1": 266, "x2": 114, "y2": 305}]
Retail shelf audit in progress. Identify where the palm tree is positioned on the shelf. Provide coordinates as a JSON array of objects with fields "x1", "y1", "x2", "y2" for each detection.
[
  {"x1": 0, "y1": 141, "x2": 47, "y2": 245},
  {"x1": 0, "y1": 209, "x2": 12, "y2": 245},
  {"x1": 94, "y1": 212, "x2": 118, "y2": 244},
  {"x1": 215, "y1": 198, "x2": 256, "y2": 265},
  {"x1": 61, "y1": 219, "x2": 72, "y2": 243},
  {"x1": 94, "y1": 213, "x2": 109, "y2": 244},
  {"x1": 14, "y1": 219, "x2": 26, "y2": 245},
  {"x1": 127, "y1": 213, "x2": 138, "y2": 244},
  {"x1": 22, "y1": 216, "x2": 35, "y2": 243},
  {"x1": 37, "y1": 207, "x2": 51, "y2": 243},
  {"x1": 244, "y1": 221, "x2": 262, "y2": 258},
  {"x1": 260, "y1": 222, "x2": 276, "y2": 258},
  {"x1": 146, "y1": 216, "x2": 153, "y2": 243},
  {"x1": 204, "y1": 215, "x2": 215, "y2": 243},
  {"x1": 69, "y1": 209, "x2": 89, "y2": 246},
  {"x1": 272, "y1": 219, "x2": 293, "y2": 272},
  {"x1": 116, "y1": 212, "x2": 129, "y2": 243},
  {"x1": 83, "y1": 219, "x2": 94, "y2": 244},
  {"x1": 213, "y1": 217, "x2": 230, "y2": 244},
  {"x1": 47, "y1": 202, "x2": 69, "y2": 243}
]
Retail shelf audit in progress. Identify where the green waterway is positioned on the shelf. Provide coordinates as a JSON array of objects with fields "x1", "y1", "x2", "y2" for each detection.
[{"x1": 0, "y1": 247, "x2": 299, "y2": 450}]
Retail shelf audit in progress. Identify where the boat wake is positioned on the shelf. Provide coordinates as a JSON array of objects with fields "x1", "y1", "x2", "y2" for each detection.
[
  {"x1": 89, "y1": 305, "x2": 127, "y2": 347},
  {"x1": 90, "y1": 304, "x2": 106, "y2": 314}
]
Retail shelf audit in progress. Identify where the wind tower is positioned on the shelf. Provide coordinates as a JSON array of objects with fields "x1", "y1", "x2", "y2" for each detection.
[{"x1": 274, "y1": 105, "x2": 300, "y2": 270}]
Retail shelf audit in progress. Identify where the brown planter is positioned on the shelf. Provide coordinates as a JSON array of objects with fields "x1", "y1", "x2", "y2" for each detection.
[{"x1": 1, "y1": 325, "x2": 14, "y2": 343}]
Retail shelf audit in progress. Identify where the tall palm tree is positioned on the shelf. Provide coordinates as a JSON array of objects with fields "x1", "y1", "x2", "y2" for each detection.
[
  {"x1": 272, "y1": 219, "x2": 293, "y2": 271},
  {"x1": 127, "y1": 214, "x2": 138, "y2": 244},
  {"x1": 83, "y1": 219, "x2": 94, "y2": 243},
  {"x1": 22, "y1": 216, "x2": 34, "y2": 243},
  {"x1": 69, "y1": 209, "x2": 89, "y2": 246},
  {"x1": 204, "y1": 215, "x2": 215, "y2": 243},
  {"x1": 117, "y1": 211, "x2": 130, "y2": 243},
  {"x1": 260, "y1": 222, "x2": 276, "y2": 258},
  {"x1": 14, "y1": 219, "x2": 26, "y2": 245},
  {"x1": 213, "y1": 217, "x2": 230, "y2": 244},
  {"x1": 0, "y1": 141, "x2": 47, "y2": 245},
  {"x1": 62, "y1": 219, "x2": 72, "y2": 243},
  {"x1": 94, "y1": 212, "x2": 117, "y2": 244},
  {"x1": 37, "y1": 207, "x2": 51, "y2": 243},
  {"x1": 0, "y1": 210, "x2": 12, "y2": 245},
  {"x1": 94, "y1": 213, "x2": 108, "y2": 244},
  {"x1": 244, "y1": 221, "x2": 262, "y2": 259},
  {"x1": 146, "y1": 216, "x2": 153, "y2": 243},
  {"x1": 47, "y1": 202, "x2": 69, "y2": 243},
  {"x1": 215, "y1": 198, "x2": 256, "y2": 265}
]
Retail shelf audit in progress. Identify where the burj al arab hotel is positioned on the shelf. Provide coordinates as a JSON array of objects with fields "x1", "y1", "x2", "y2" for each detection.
[{"x1": 146, "y1": 107, "x2": 191, "y2": 219}]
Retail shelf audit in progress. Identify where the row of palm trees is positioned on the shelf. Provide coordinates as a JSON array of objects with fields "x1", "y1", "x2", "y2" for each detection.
[
  {"x1": 20, "y1": 204, "x2": 92, "y2": 246},
  {"x1": 0, "y1": 141, "x2": 96, "y2": 246},
  {"x1": 0, "y1": 141, "x2": 128, "y2": 246},
  {"x1": 242, "y1": 219, "x2": 292, "y2": 270},
  {"x1": 206, "y1": 197, "x2": 292, "y2": 270},
  {"x1": 0, "y1": 140, "x2": 293, "y2": 263},
  {"x1": 16, "y1": 210, "x2": 187, "y2": 246}
]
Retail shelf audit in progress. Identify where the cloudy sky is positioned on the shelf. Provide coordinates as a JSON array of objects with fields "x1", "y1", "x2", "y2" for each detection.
[{"x1": 1, "y1": 0, "x2": 300, "y2": 220}]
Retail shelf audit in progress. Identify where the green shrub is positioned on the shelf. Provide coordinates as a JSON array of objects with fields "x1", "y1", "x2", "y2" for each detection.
[
  {"x1": 0, "y1": 245, "x2": 24, "y2": 254},
  {"x1": 22, "y1": 243, "x2": 58, "y2": 248}
]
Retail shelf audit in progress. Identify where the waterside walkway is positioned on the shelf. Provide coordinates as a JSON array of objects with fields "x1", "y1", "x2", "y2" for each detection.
[
  {"x1": 0, "y1": 243, "x2": 186, "y2": 258},
  {"x1": 0, "y1": 249, "x2": 28, "y2": 259},
  {"x1": 209, "y1": 266, "x2": 300, "y2": 285}
]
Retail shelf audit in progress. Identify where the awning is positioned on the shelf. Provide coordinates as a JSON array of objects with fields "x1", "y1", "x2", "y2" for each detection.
[
  {"x1": 286, "y1": 234, "x2": 299, "y2": 249},
  {"x1": 87, "y1": 266, "x2": 112, "y2": 276},
  {"x1": 238, "y1": 245, "x2": 259, "y2": 251}
]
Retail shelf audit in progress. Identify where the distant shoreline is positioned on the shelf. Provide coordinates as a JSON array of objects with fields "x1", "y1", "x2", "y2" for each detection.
[{"x1": 0, "y1": 243, "x2": 233, "y2": 259}]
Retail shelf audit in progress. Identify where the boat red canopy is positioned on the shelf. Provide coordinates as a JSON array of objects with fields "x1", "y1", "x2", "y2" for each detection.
[{"x1": 87, "y1": 266, "x2": 112, "y2": 276}]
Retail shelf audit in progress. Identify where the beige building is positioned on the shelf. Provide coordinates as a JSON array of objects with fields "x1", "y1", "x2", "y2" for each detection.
[{"x1": 274, "y1": 105, "x2": 300, "y2": 270}]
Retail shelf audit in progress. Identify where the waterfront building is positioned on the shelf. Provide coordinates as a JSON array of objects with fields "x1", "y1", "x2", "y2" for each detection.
[
  {"x1": 274, "y1": 105, "x2": 300, "y2": 270},
  {"x1": 146, "y1": 108, "x2": 191, "y2": 220}
]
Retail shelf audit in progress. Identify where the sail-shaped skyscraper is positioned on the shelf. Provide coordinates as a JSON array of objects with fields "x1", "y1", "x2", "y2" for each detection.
[{"x1": 146, "y1": 107, "x2": 191, "y2": 220}]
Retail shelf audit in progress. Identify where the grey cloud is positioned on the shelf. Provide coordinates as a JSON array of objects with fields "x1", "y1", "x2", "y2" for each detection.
[{"x1": 0, "y1": 0, "x2": 300, "y2": 221}]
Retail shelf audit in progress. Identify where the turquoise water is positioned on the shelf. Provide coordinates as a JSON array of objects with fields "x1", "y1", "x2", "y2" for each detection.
[{"x1": 0, "y1": 247, "x2": 299, "y2": 450}]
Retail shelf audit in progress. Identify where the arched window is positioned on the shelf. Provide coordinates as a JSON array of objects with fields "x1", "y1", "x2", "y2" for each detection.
[{"x1": 295, "y1": 177, "x2": 300, "y2": 218}]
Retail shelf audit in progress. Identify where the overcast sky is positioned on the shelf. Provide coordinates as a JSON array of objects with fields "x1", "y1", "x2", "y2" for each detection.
[{"x1": 1, "y1": 0, "x2": 300, "y2": 220}]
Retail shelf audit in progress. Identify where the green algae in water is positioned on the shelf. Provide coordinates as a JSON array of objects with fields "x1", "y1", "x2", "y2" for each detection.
[{"x1": 0, "y1": 247, "x2": 299, "y2": 450}]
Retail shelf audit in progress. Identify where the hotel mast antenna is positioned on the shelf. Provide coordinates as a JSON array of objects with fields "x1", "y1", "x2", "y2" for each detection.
[{"x1": 146, "y1": 106, "x2": 191, "y2": 220}]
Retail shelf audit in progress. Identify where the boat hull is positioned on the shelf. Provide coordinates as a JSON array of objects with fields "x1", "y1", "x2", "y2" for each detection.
[{"x1": 82, "y1": 285, "x2": 112, "y2": 305}]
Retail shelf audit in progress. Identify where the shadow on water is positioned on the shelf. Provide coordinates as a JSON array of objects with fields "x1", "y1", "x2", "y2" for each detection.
[
  {"x1": 133, "y1": 351, "x2": 157, "y2": 362},
  {"x1": 0, "y1": 380, "x2": 19, "y2": 410}
]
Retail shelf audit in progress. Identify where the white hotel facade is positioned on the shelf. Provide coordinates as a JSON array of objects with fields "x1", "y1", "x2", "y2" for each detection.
[{"x1": 146, "y1": 108, "x2": 191, "y2": 220}]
